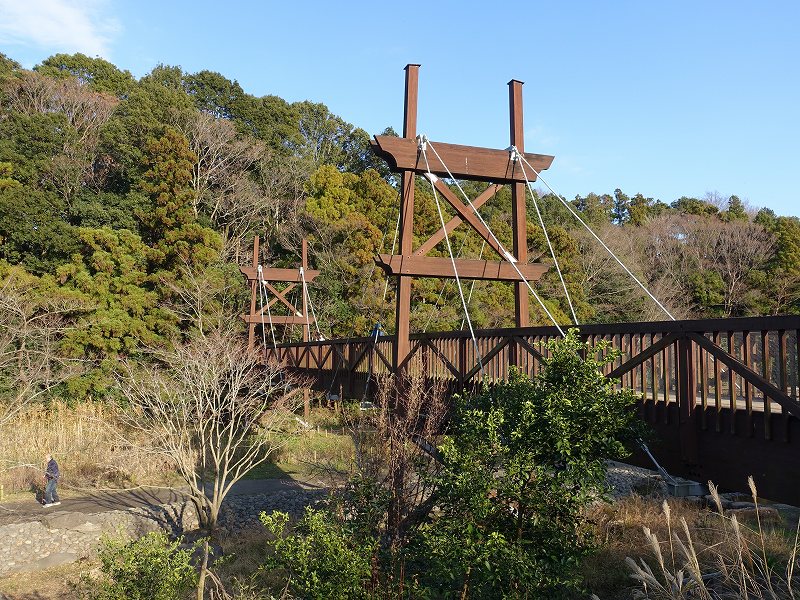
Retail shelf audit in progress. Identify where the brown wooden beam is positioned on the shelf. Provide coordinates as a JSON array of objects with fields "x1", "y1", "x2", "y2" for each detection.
[
  {"x1": 687, "y1": 332, "x2": 800, "y2": 419},
  {"x1": 372, "y1": 136, "x2": 554, "y2": 183},
  {"x1": 418, "y1": 176, "x2": 507, "y2": 259},
  {"x1": 414, "y1": 183, "x2": 503, "y2": 256},
  {"x1": 264, "y1": 282, "x2": 298, "y2": 314},
  {"x1": 301, "y1": 239, "x2": 310, "y2": 345},
  {"x1": 607, "y1": 333, "x2": 682, "y2": 380},
  {"x1": 240, "y1": 266, "x2": 320, "y2": 282},
  {"x1": 394, "y1": 64, "x2": 419, "y2": 373},
  {"x1": 509, "y1": 79, "x2": 529, "y2": 328},
  {"x1": 376, "y1": 254, "x2": 547, "y2": 282},
  {"x1": 242, "y1": 315, "x2": 315, "y2": 325},
  {"x1": 247, "y1": 235, "x2": 260, "y2": 351}
]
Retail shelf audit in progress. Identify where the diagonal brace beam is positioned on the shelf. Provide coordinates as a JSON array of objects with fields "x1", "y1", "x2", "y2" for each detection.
[
  {"x1": 687, "y1": 332, "x2": 800, "y2": 419},
  {"x1": 415, "y1": 182, "x2": 504, "y2": 257},
  {"x1": 264, "y1": 282, "x2": 299, "y2": 314},
  {"x1": 607, "y1": 333, "x2": 682, "y2": 380}
]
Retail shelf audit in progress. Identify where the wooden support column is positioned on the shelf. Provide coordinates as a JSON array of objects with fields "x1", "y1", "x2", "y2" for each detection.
[
  {"x1": 301, "y1": 238, "x2": 311, "y2": 419},
  {"x1": 301, "y1": 239, "x2": 310, "y2": 345},
  {"x1": 509, "y1": 80, "x2": 528, "y2": 329},
  {"x1": 677, "y1": 337, "x2": 700, "y2": 475},
  {"x1": 394, "y1": 64, "x2": 419, "y2": 373}
]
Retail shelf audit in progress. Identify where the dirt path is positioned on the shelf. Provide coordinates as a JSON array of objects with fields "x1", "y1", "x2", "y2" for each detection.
[{"x1": 0, "y1": 478, "x2": 320, "y2": 527}]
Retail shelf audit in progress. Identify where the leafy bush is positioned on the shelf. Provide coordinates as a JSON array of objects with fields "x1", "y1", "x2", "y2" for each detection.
[
  {"x1": 83, "y1": 531, "x2": 198, "y2": 600},
  {"x1": 412, "y1": 330, "x2": 642, "y2": 598},
  {"x1": 261, "y1": 508, "x2": 375, "y2": 600},
  {"x1": 258, "y1": 331, "x2": 643, "y2": 599}
]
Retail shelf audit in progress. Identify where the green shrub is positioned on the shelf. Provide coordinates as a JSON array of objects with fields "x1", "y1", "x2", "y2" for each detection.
[
  {"x1": 412, "y1": 330, "x2": 642, "y2": 598},
  {"x1": 84, "y1": 531, "x2": 198, "y2": 600},
  {"x1": 261, "y1": 508, "x2": 374, "y2": 600}
]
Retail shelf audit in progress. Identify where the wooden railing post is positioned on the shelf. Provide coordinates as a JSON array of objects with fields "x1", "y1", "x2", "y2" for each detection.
[
  {"x1": 346, "y1": 340, "x2": 355, "y2": 399},
  {"x1": 422, "y1": 342, "x2": 430, "y2": 390},
  {"x1": 677, "y1": 336, "x2": 700, "y2": 475}
]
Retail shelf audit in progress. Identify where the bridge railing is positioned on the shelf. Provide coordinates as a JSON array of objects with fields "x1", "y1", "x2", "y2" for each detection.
[
  {"x1": 265, "y1": 316, "x2": 800, "y2": 424},
  {"x1": 263, "y1": 315, "x2": 800, "y2": 503}
]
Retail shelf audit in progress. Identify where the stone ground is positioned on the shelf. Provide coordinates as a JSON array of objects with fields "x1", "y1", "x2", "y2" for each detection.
[
  {"x1": 0, "y1": 477, "x2": 325, "y2": 581},
  {"x1": 2, "y1": 463, "x2": 798, "y2": 596}
]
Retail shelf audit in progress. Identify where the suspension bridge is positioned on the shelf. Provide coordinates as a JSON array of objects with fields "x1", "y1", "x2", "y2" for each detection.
[{"x1": 242, "y1": 65, "x2": 800, "y2": 505}]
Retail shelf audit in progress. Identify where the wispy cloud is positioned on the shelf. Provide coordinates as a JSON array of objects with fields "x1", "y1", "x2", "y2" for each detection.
[{"x1": 0, "y1": 0, "x2": 119, "y2": 60}]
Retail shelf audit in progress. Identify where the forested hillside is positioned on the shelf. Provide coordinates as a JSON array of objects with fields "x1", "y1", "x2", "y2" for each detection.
[{"x1": 1, "y1": 51, "x2": 798, "y2": 400}]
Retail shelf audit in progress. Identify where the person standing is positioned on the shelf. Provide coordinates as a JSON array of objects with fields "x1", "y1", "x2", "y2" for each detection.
[{"x1": 43, "y1": 453, "x2": 61, "y2": 507}]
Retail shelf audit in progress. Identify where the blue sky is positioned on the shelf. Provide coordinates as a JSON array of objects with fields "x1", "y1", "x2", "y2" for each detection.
[{"x1": 1, "y1": 0, "x2": 798, "y2": 217}]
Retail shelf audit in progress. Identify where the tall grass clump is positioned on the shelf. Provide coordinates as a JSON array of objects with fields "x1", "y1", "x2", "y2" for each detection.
[
  {"x1": 627, "y1": 477, "x2": 800, "y2": 599},
  {"x1": 0, "y1": 401, "x2": 172, "y2": 495}
]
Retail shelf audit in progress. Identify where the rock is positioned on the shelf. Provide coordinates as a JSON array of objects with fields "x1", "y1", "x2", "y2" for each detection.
[
  {"x1": 725, "y1": 506, "x2": 781, "y2": 523},
  {"x1": 7, "y1": 551, "x2": 78, "y2": 573},
  {"x1": 704, "y1": 495, "x2": 734, "y2": 510},
  {"x1": 721, "y1": 492, "x2": 751, "y2": 503},
  {"x1": 42, "y1": 511, "x2": 101, "y2": 531},
  {"x1": 71, "y1": 521, "x2": 103, "y2": 534}
]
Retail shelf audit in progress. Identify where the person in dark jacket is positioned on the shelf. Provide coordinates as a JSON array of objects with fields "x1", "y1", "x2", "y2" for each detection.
[{"x1": 43, "y1": 453, "x2": 60, "y2": 507}]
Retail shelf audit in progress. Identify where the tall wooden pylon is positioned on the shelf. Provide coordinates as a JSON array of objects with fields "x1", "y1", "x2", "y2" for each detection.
[
  {"x1": 240, "y1": 237, "x2": 320, "y2": 418},
  {"x1": 372, "y1": 64, "x2": 555, "y2": 373}
]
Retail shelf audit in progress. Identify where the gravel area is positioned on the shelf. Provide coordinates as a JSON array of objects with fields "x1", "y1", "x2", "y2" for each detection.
[{"x1": 605, "y1": 460, "x2": 668, "y2": 499}]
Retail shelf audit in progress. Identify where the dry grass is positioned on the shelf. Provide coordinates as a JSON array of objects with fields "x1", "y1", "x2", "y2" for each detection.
[
  {"x1": 0, "y1": 401, "x2": 173, "y2": 497},
  {"x1": 582, "y1": 481, "x2": 800, "y2": 599},
  {"x1": 0, "y1": 556, "x2": 93, "y2": 599}
]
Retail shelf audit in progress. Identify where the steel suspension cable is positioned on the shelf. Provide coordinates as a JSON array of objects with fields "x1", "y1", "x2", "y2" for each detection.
[
  {"x1": 256, "y1": 265, "x2": 278, "y2": 350},
  {"x1": 515, "y1": 152, "x2": 579, "y2": 324},
  {"x1": 383, "y1": 199, "x2": 402, "y2": 302},
  {"x1": 299, "y1": 266, "x2": 323, "y2": 340},
  {"x1": 422, "y1": 227, "x2": 473, "y2": 333},
  {"x1": 424, "y1": 138, "x2": 565, "y2": 336},
  {"x1": 460, "y1": 240, "x2": 486, "y2": 330},
  {"x1": 515, "y1": 151, "x2": 675, "y2": 321},
  {"x1": 420, "y1": 140, "x2": 485, "y2": 376}
]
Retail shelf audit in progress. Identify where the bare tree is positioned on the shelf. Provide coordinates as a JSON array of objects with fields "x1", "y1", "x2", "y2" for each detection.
[
  {"x1": 346, "y1": 374, "x2": 448, "y2": 545},
  {"x1": 118, "y1": 327, "x2": 303, "y2": 531},
  {"x1": 571, "y1": 223, "x2": 691, "y2": 322},
  {"x1": 2, "y1": 70, "x2": 119, "y2": 201},
  {"x1": 686, "y1": 218, "x2": 774, "y2": 316},
  {"x1": 0, "y1": 268, "x2": 81, "y2": 425},
  {"x1": 174, "y1": 111, "x2": 266, "y2": 219},
  {"x1": 769, "y1": 269, "x2": 800, "y2": 315},
  {"x1": 174, "y1": 110, "x2": 308, "y2": 258}
]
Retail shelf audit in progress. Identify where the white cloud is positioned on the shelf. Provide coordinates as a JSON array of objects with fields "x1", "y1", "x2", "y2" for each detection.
[{"x1": 0, "y1": 0, "x2": 119, "y2": 60}]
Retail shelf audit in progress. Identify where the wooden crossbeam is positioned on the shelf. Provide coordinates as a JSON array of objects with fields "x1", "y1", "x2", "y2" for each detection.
[
  {"x1": 687, "y1": 332, "x2": 800, "y2": 419},
  {"x1": 371, "y1": 136, "x2": 554, "y2": 183},
  {"x1": 240, "y1": 266, "x2": 320, "y2": 282},
  {"x1": 607, "y1": 333, "x2": 681, "y2": 380},
  {"x1": 416, "y1": 178, "x2": 506, "y2": 258},
  {"x1": 264, "y1": 282, "x2": 298, "y2": 314},
  {"x1": 242, "y1": 315, "x2": 314, "y2": 325},
  {"x1": 376, "y1": 254, "x2": 548, "y2": 282},
  {"x1": 422, "y1": 339, "x2": 462, "y2": 380}
]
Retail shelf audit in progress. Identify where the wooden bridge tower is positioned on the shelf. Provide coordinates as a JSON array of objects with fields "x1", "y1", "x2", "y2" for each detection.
[
  {"x1": 240, "y1": 236, "x2": 321, "y2": 418},
  {"x1": 372, "y1": 64, "x2": 556, "y2": 372}
]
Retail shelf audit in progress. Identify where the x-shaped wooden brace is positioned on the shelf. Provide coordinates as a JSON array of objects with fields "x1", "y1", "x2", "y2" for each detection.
[
  {"x1": 414, "y1": 179, "x2": 506, "y2": 258},
  {"x1": 260, "y1": 282, "x2": 299, "y2": 314}
]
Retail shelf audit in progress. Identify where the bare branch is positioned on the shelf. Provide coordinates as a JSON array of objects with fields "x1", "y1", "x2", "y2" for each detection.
[{"x1": 116, "y1": 328, "x2": 305, "y2": 530}]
